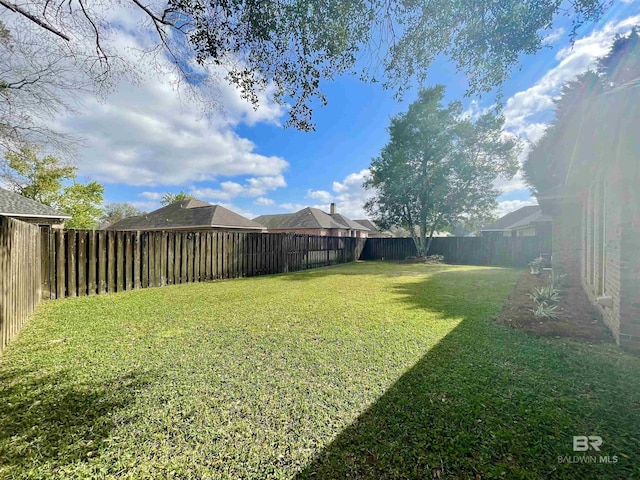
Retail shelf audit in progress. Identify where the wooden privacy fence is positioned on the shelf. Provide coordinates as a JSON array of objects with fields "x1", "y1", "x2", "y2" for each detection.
[
  {"x1": 40, "y1": 230, "x2": 366, "y2": 300},
  {"x1": 360, "y1": 235, "x2": 552, "y2": 267},
  {"x1": 1, "y1": 216, "x2": 41, "y2": 354}
]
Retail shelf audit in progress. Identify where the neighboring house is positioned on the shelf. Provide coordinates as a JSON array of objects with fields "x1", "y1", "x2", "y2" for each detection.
[
  {"x1": 254, "y1": 203, "x2": 369, "y2": 238},
  {"x1": 0, "y1": 188, "x2": 70, "y2": 228},
  {"x1": 353, "y1": 219, "x2": 393, "y2": 238},
  {"x1": 537, "y1": 83, "x2": 640, "y2": 350},
  {"x1": 479, "y1": 205, "x2": 552, "y2": 238},
  {"x1": 107, "y1": 199, "x2": 266, "y2": 232}
]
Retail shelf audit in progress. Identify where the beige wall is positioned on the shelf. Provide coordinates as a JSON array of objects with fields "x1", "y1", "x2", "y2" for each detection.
[{"x1": 11, "y1": 217, "x2": 66, "y2": 229}]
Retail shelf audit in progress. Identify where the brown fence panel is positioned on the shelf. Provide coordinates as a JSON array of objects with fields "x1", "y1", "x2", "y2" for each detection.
[
  {"x1": 360, "y1": 235, "x2": 552, "y2": 267},
  {"x1": 0, "y1": 216, "x2": 42, "y2": 355}
]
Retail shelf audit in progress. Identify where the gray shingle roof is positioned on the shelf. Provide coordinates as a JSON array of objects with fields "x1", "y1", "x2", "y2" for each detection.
[
  {"x1": 0, "y1": 188, "x2": 70, "y2": 219},
  {"x1": 353, "y1": 219, "x2": 379, "y2": 232},
  {"x1": 254, "y1": 207, "x2": 366, "y2": 231},
  {"x1": 330, "y1": 213, "x2": 369, "y2": 231},
  {"x1": 107, "y1": 199, "x2": 265, "y2": 231},
  {"x1": 480, "y1": 206, "x2": 548, "y2": 231}
]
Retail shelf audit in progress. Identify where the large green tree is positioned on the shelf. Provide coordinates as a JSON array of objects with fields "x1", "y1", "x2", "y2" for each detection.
[
  {"x1": 0, "y1": 0, "x2": 613, "y2": 137},
  {"x1": 365, "y1": 86, "x2": 520, "y2": 256},
  {"x1": 1, "y1": 146, "x2": 104, "y2": 228}
]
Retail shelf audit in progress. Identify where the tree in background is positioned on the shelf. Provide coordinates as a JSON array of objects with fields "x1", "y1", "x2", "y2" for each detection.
[
  {"x1": 365, "y1": 86, "x2": 520, "y2": 256},
  {"x1": 0, "y1": 0, "x2": 612, "y2": 138},
  {"x1": 101, "y1": 203, "x2": 145, "y2": 228},
  {"x1": 2, "y1": 145, "x2": 75, "y2": 205},
  {"x1": 1, "y1": 145, "x2": 103, "y2": 228},
  {"x1": 58, "y1": 181, "x2": 104, "y2": 229},
  {"x1": 161, "y1": 191, "x2": 194, "y2": 206}
]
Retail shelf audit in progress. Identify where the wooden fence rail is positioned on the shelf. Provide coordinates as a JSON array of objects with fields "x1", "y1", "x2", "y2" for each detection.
[
  {"x1": 360, "y1": 235, "x2": 552, "y2": 267},
  {"x1": 1, "y1": 216, "x2": 41, "y2": 354},
  {"x1": 40, "y1": 230, "x2": 366, "y2": 300}
]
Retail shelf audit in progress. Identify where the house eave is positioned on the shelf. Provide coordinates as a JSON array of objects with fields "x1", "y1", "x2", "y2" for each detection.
[{"x1": 0, "y1": 212, "x2": 71, "y2": 220}]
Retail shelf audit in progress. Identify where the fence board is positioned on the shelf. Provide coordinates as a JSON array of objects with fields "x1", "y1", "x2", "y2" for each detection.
[
  {"x1": 133, "y1": 232, "x2": 141, "y2": 289},
  {"x1": 360, "y1": 236, "x2": 551, "y2": 267},
  {"x1": 87, "y1": 231, "x2": 97, "y2": 295},
  {"x1": 1, "y1": 217, "x2": 41, "y2": 355},
  {"x1": 35, "y1": 229, "x2": 368, "y2": 303},
  {"x1": 125, "y1": 232, "x2": 133, "y2": 291}
]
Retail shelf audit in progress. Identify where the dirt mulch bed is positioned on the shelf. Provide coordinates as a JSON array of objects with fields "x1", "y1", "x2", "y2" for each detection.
[{"x1": 497, "y1": 271, "x2": 614, "y2": 343}]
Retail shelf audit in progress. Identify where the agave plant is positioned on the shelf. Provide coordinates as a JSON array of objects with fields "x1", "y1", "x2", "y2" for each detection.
[
  {"x1": 550, "y1": 272, "x2": 567, "y2": 290},
  {"x1": 531, "y1": 302, "x2": 559, "y2": 320},
  {"x1": 529, "y1": 285, "x2": 560, "y2": 306}
]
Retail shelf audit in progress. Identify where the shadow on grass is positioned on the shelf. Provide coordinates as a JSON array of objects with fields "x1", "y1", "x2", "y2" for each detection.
[
  {"x1": 0, "y1": 368, "x2": 152, "y2": 475},
  {"x1": 295, "y1": 270, "x2": 640, "y2": 479}
]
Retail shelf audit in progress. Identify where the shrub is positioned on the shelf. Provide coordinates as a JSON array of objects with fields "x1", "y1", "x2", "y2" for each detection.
[
  {"x1": 550, "y1": 271, "x2": 567, "y2": 290},
  {"x1": 529, "y1": 285, "x2": 560, "y2": 306},
  {"x1": 532, "y1": 302, "x2": 559, "y2": 319}
]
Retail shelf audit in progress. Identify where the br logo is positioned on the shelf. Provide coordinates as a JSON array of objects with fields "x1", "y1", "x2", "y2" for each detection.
[{"x1": 573, "y1": 436, "x2": 603, "y2": 452}]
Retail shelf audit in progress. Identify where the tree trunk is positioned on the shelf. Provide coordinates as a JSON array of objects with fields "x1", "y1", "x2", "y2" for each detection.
[
  {"x1": 424, "y1": 221, "x2": 439, "y2": 256},
  {"x1": 424, "y1": 234, "x2": 435, "y2": 256}
]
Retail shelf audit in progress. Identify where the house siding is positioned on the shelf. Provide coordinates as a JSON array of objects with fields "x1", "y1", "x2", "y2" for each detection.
[
  {"x1": 618, "y1": 156, "x2": 640, "y2": 349},
  {"x1": 571, "y1": 159, "x2": 640, "y2": 350}
]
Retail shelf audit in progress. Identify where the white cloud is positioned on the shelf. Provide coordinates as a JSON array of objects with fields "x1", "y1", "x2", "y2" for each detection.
[
  {"x1": 278, "y1": 169, "x2": 372, "y2": 218},
  {"x1": 279, "y1": 202, "x2": 307, "y2": 212},
  {"x1": 254, "y1": 197, "x2": 274, "y2": 206},
  {"x1": 51, "y1": 25, "x2": 289, "y2": 188},
  {"x1": 306, "y1": 189, "x2": 333, "y2": 202},
  {"x1": 329, "y1": 169, "x2": 372, "y2": 219},
  {"x1": 543, "y1": 27, "x2": 565, "y2": 45},
  {"x1": 190, "y1": 175, "x2": 286, "y2": 200},
  {"x1": 139, "y1": 191, "x2": 163, "y2": 200}
]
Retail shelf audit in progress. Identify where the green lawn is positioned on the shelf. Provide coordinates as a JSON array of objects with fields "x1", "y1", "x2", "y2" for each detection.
[{"x1": 1, "y1": 262, "x2": 639, "y2": 479}]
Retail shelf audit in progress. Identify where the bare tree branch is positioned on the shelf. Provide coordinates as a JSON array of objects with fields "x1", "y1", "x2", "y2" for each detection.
[{"x1": 0, "y1": 0, "x2": 70, "y2": 41}]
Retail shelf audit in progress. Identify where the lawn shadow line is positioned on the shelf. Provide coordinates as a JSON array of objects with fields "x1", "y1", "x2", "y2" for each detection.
[{"x1": 294, "y1": 269, "x2": 639, "y2": 479}]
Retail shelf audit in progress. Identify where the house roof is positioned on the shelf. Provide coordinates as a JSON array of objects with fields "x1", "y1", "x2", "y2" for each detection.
[
  {"x1": 253, "y1": 207, "x2": 367, "y2": 230},
  {"x1": 507, "y1": 209, "x2": 552, "y2": 230},
  {"x1": 480, "y1": 206, "x2": 549, "y2": 232},
  {"x1": 107, "y1": 199, "x2": 265, "y2": 231},
  {"x1": 329, "y1": 213, "x2": 369, "y2": 231},
  {"x1": 353, "y1": 219, "x2": 380, "y2": 232},
  {"x1": 0, "y1": 188, "x2": 71, "y2": 219}
]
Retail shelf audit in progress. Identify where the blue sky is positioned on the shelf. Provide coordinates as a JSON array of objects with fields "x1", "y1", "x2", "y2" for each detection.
[{"x1": 58, "y1": 1, "x2": 640, "y2": 221}]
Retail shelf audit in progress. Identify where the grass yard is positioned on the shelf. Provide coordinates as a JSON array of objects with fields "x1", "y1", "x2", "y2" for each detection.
[{"x1": 1, "y1": 262, "x2": 639, "y2": 479}]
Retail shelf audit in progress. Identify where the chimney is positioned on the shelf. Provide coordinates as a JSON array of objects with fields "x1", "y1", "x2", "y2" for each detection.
[{"x1": 330, "y1": 202, "x2": 336, "y2": 214}]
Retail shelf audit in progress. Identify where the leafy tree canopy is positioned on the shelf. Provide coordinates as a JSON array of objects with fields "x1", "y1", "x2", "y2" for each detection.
[
  {"x1": 101, "y1": 202, "x2": 145, "y2": 228},
  {"x1": 1, "y1": 145, "x2": 104, "y2": 228},
  {"x1": 0, "y1": 0, "x2": 613, "y2": 134},
  {"x1": 161, "y1": 191, "x2": 194, "y2": 206},
  {"x1": 365, "y1": 85, "x2": 520, "y2": 255}
]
